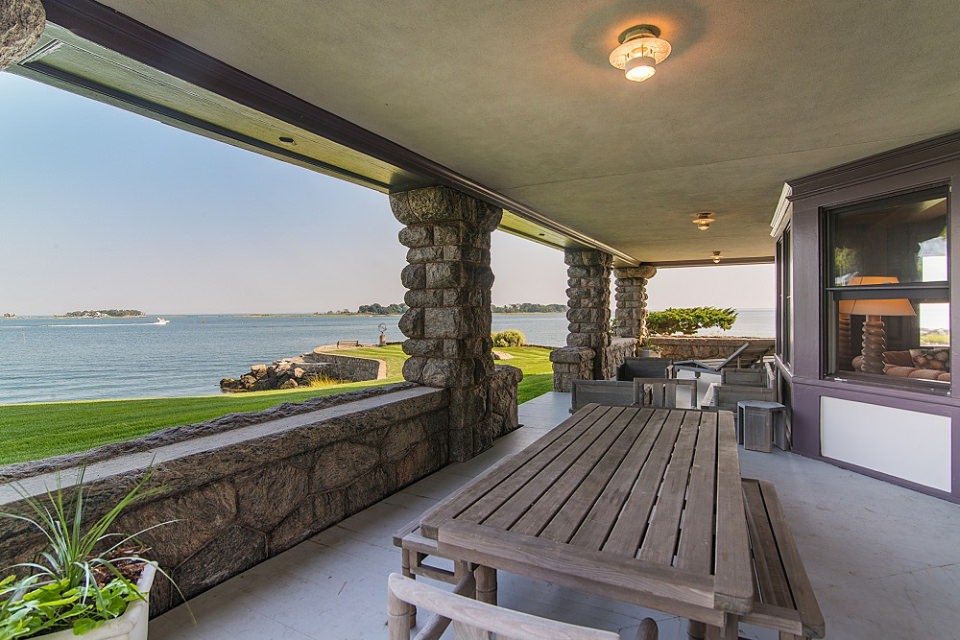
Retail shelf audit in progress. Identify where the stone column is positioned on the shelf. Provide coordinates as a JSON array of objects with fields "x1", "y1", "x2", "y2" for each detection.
[
  {"x1": 0, "y1": 0, "x2": 45, "y2": 72},
  {"x1": 614, "y1": 265, "x2": 657, "y2": 342},
  {"x1": 390, "y1": 186, "x2": 502, "y2": 462},
  {"x1": 550, "y1": 249, "x2": 612, "y2": 389}
]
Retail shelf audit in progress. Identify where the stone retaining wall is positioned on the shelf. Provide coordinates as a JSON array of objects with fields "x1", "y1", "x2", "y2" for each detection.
[
  {"x1": 604, "y1": 337, "x2": 638, "y2": 380},
  {"x1": 0, "y1": 387, "x2": 451, "y2": 616},
  {"x1": 646, "y1": 336, "x2": 775, "y2": 361},
  {"x1": 485, "y1": 365, "x2": 523, "y2": 450},
  {"x1": 305, "y1": 349, "x2": 387, "y2": 381},
  {"x1": 550, "y1": 338, "x2": 637, "y2": 390}
]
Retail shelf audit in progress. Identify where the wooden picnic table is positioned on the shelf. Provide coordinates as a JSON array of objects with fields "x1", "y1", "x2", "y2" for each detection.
[{"x1": 418, "y1": 404, "x2": 753, "y2": 639}]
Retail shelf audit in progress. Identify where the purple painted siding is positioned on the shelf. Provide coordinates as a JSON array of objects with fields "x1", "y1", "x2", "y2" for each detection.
[{"x1": 779, "y1": 132, "x2": 960, "y2": 503}]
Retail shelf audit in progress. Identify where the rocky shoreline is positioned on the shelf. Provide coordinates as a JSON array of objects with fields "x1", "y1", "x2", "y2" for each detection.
[{"x1": 220, "y1": 346, "x2": 387, "y2": 392}]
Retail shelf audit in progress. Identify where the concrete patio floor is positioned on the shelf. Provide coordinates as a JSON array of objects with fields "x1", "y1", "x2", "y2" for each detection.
[{"x1": 151, "y1": 388, "x2": 960, "y2": 640}]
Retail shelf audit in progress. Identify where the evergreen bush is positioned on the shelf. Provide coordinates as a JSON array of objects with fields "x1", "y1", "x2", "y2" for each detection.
[{"x1": 646, "y1": 307, "x2": 737, "y2": 335}]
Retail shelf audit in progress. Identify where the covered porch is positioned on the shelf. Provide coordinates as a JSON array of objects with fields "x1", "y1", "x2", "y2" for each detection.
[{"x1": 150, "y1": 392, "x2": 960, "y2": 640}]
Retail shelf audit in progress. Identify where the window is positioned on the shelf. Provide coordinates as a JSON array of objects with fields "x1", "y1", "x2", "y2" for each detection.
[
  {"x1": 776, "y1": 225, "x2": 793, "y2": 365},
  {"x1": 824, "y1": 186, "x2": 950, "y2": 389}
]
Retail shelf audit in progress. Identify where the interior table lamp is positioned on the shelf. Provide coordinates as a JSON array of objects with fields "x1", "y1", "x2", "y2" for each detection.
[{"x1": 839, "y1": 276, "x2": 916, "y2": 374}]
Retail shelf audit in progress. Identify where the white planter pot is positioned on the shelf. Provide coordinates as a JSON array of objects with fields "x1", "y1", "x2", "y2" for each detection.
[{"x1": 38, "y1": 562, "x2": 156, "y2": 640}]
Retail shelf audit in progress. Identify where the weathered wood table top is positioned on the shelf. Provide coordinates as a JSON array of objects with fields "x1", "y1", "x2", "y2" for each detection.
[{"x1": 420, "y1": 404, "x2": 753, "y2": 631}]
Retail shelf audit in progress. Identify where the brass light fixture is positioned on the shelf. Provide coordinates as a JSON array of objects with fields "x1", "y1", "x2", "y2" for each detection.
[
  {"x1": 609, "y1": 25, "x2": 671, "y2": 82},
  {"x1": 712, "y1": 251, "x2": 722, "y2": 264},
  {"x1": 692, "y1": 212, "x2": 715, "y2": 231}
]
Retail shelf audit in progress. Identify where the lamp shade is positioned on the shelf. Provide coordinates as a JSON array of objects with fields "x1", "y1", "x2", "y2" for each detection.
[{"x1": 838, "y1": 276, "x2": 916, "y2": 316}]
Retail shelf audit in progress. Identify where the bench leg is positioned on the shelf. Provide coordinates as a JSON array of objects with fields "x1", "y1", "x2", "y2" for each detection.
[{"x1": 475, "y1": 565, "x2": 497, "y2": 605}]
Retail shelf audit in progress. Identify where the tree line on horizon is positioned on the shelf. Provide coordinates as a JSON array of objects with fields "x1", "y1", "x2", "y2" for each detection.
[{"x1": 319, "y1": 302, "x2": 567, "y2": 315}]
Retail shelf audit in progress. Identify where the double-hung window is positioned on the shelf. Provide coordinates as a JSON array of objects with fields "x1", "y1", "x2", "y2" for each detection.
[{"x1": 824, "y1": 186, "x2": 950, "y2": 390}]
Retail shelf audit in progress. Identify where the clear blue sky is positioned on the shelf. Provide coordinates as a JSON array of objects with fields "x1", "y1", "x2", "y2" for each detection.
[{"x1": 0, "y1": 72, "x2": 773, "y2": 315}]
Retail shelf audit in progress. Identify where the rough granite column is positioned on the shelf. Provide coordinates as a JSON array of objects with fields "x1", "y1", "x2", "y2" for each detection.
[
  {"x1": 0, "y1": 0, "x2": 45, "y2": 72},
  {"x1": 550, "y1": 249, "x2": 613, "y2": 387},
  {"x1": 390, "y1": 186, "x2": 502, "y2": 462},
  {"x1": 614, "y1": 265, "x2": 657, "y2": 342}
]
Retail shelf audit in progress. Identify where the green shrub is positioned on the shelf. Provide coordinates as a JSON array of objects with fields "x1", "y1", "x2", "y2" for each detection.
[
  {"x1": 646, "y1": 307, "x2": 737, "y2": 335},
  {"x1": 492, "y1": 329, "x2": 526, "y2": 347}
]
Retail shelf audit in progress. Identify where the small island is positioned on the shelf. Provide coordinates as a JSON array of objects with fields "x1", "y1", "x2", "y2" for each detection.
[{"x1": 65, "y1": 309, "x2": 145, "y2": 318}]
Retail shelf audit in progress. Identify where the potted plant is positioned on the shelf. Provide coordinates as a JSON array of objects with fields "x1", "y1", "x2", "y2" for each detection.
[{"x1": 0, "y1": 468, "x2": 182, "y2": 640}]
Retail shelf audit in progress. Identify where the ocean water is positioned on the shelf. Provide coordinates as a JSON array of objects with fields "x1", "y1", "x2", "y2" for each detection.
[{"x1": 0, "y1": 310, "x2": 773, "y2": 404}]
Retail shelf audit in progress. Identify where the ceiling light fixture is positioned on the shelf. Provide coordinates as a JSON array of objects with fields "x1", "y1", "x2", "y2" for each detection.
[
  {"x1": 712, "y1": 251, "x2": 722, "y2": 264},
  {"x1": 692, "y1": 212, "x2": 715, "y2": 231},
  {"x1": 609, "y1": 25, "x2": 671, "y2": 82}
]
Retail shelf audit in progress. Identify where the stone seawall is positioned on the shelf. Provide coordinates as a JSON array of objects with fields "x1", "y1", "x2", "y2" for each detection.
[{"x1": 646, "y1": 336, "x2": 775, "y2": 361}]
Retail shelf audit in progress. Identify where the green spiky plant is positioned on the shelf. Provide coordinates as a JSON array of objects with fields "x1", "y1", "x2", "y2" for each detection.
[{"x1": 0, "y1": 468, "x2": 185, "y2": 639}]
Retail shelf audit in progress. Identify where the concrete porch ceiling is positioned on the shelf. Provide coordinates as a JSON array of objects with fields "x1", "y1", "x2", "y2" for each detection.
[{"x1": 19, "y1": 0, "x2": 960, "y2": 266}]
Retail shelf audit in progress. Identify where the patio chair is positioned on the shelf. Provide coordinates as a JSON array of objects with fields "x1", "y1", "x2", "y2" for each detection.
[
  {"x1": 713, "y1": 383, "x2": 776, "y2": 413},
  {"x1": 673, "y1": 342, "x2": 773, "y2": 378},
  {"x1": 571, "y1": 380, "x2": 635, "y2": 412},
  {"x1": 386, "y1": 572, "x2": 659, "y2": 640},
  {"x1": 616, "y1": 357, "x2": 673, "y2": 380},
  {"x1": 632, "y1": 378, "x2": 698, "y2": 408}
]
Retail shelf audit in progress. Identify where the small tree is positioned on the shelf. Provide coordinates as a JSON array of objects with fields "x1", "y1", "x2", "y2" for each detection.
[
  {"x1": 646, "y1": 307, "x2": 737, "y2": 335},
  {"x1": 492, "y1": 329, "x2": 526, "y2": 347}
]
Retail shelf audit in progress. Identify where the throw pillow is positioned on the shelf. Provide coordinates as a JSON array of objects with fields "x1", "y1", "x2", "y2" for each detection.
[{"x1": 910, "y1": 347, "x2": 950, "y2": 371}]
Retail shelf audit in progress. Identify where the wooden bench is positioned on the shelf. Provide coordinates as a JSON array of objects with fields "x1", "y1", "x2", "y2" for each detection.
[
  {"x1": 393, "y1": 518, "x2": 470, "y2": 627},
  {"x1": 741, "y1": 478, "x2": 825, "y2": 639},
  {"x1": 336, "y1": 339, "x2": 360, "y2": 348},
  {"x1": 393, "y1": 517, "x2": 466, "y2": 586}
]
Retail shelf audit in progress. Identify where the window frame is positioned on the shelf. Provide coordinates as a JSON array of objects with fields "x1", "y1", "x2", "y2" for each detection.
[{"x1": 820, "y1": 184, "x2": 951, "y2": 391}]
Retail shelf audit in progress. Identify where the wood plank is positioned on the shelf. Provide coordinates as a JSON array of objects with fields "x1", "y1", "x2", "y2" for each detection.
[
  {"x1": 419, "y1": 404, "x2": 610, "y2": 538},
  {"x1": 438, "y1": 521, "x2": 723, "y2": 624},
  {"x1": 758, "y1": 480, "x2": 826, "y2": 638},
  {"x1": 602, "y1": 409, "x2": 686, "y2": 557},
  {"x1": 389, "y1": 573, "x2": 622, "y2": 640},
  {"x1": 509, "y1": 406, "x2": 639, "y2": 537},
  {"x1": 477, "y1": 406, "x2": 630, "y2": 531},
  {"x1": 639, "y1": 411, "x2": 703, "y2": 565},
  {"x1": 675, "y1": 412, "x2": 717, "y2": 575},
  {"x1": 742, "y1": 479, "x2": 792, "y2": 608},
  {"x1": 569, "y1": 409, "x2": 670, "y2": 550},
  {"x1": 457, "y1": 407, "x2": 634, "y2": 528},
  {"x1": 539, "y1": 409, "x2": 656, "y2": 543},
  {"x1": 741, "y1": 602, "x2": 804, "y2": 636},
  {"x1": 712, "y1": 410, "x2": 754, "y2": 613}
]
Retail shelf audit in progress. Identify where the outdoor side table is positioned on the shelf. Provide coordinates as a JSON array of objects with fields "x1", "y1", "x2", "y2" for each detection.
[{"x1": 737, "y1": 400, "x2": 786, "y2": 452}]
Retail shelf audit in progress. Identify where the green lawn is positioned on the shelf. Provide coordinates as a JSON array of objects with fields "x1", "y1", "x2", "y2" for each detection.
[{"x1": 0, "y1": 345, "x2": 554, "y2": 465}]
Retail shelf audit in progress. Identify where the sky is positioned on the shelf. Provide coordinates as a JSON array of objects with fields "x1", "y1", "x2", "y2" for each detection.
[{"x1": 0, "y1": 72, "x2": 774, "y2": 315}]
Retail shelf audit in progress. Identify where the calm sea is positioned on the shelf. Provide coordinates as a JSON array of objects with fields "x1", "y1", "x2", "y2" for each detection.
[{"x1": 0, "y1": 309, "x2": 773, "y2": 404}]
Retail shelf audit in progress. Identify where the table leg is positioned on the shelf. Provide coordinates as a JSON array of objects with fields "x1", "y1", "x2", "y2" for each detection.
[
  {"x1": 687, "y1": 620, "x2": 705, "y2": 640},
  {"x1": 702, "y1": 614, "x2": 739, "y2": 640},
  {"x1": 400, "y1": 548, "x2": 416, "y2": 629},
  {"x1": 475, "y1": 565, "x2": 497, "y2": 605}
]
